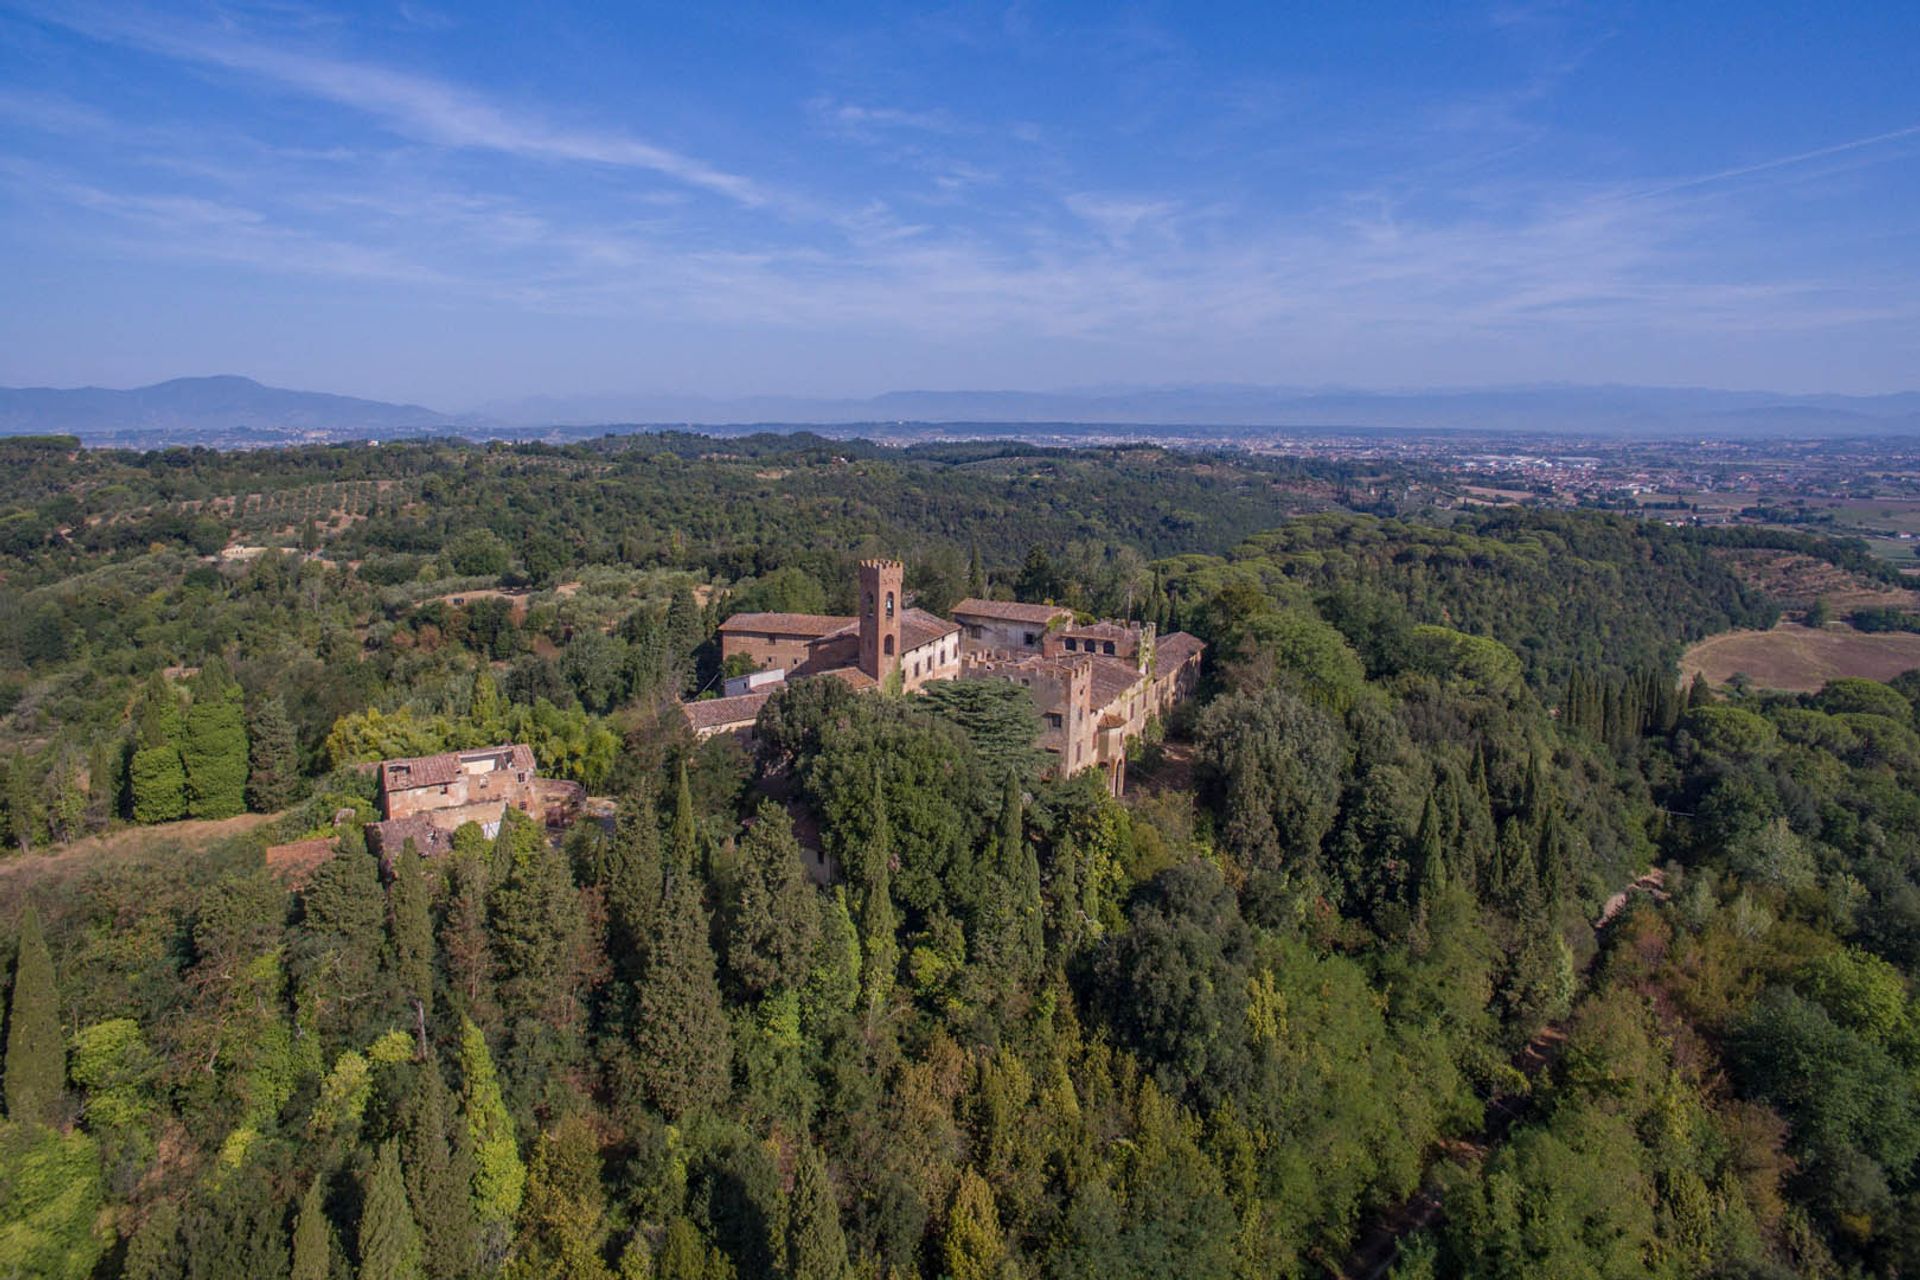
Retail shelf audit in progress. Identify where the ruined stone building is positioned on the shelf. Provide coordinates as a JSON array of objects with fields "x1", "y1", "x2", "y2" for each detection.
[
  {"x1": 689, "y1": 558, "x2": 1204, "y2": 794},
  {"x1": 366, "y1": 743, "x2": 581, "y2": 860}
]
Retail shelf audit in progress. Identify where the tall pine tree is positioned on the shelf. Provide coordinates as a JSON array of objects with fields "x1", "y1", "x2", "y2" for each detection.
[
  {"x1": 182, "y1": 663, "x2": 248, "y2": 819},
  {"x1": 631, "y1": 866, "x2": 731, "y2": 1119},
  {"x1": 245, "y1": 694, "x2": 300, "y2": 812},
  {"x1": 129, "y1": 674, "x2": 187, "y2": 825},
  {"x1": 404, "y1": 1059, "x2": 479, "y2": 1280},
  {"x1": 289, "y1": 1173, "x2": 333, "y2": 1280},
  {"x1": 668, "y1": 761, "x2": 698, "y2": 880},
  {"x1": 723, "y1": 801, "x2": 819, "y2": 998},
  {"x1": 856, "y1": 775, "x2": 898, "y2": 1015},
  {"x1": 459, "y1": 1017, "x2": 526, "y2": 1235},
  {"x1": 389, "y1": 841, "x2": 435, "y2": 1037},
  {"x1": 602, "y1": 796, "x2": 663, "y2": 980},
  {"x1": 4, "y1": 906, "x2": 61, "y2": 1126},
  {"x1": 786, "y1": 1141, "x2": 849, "y2": 1280},
  {"x1": 504, "y1": 1112, "x2": 613, "y2": 1280},
  {"x1": 361, "y1": 1139, "x2": 425, "y2": 1280}
]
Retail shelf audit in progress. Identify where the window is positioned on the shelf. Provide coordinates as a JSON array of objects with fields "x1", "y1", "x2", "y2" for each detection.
[
  {"x1": 1024, "y1": 632, "x2": 1039, "y2": 646},
  {"x1": 884, "y1": 635, "x2": 895, "y2": 656},
  {"x1": 1045, "y1": 712, "x2": 1063, "y2": 728},
  {"x1": 1104, "y1": 641, "x2": 1116, "y2": 655},
  {"x1": 1063, "y1": 637, "x2": 1076, "y2": 651},
  {"x1": 886, "y1": 591, "x2": 895, "y2": 619}
]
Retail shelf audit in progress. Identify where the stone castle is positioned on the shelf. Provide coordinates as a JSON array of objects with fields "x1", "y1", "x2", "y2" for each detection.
[{"x1": 684, "y1": 559, "x2": 1203, "y2": 795}]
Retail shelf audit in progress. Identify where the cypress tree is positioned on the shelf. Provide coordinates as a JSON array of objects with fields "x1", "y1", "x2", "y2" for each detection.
[
  {"x1": 632, "y1": 866, "x2": 731, "y2": 1119},
  {"x1": 1687, "y1": 671, "x2": 1712, "y2": 708},
  {"x1": 856, "y1": 777, "x2": 898, "y2": 1014},
  {"x1": 389, "y1": 842, "x2": 435, "y2": 1030},
  {"x1": 129, "y1": 744, "x2": 187, "y2": 825},
  {"x1": 404, "y1": 1060, "x2": 479, "y2": 1280},
  {"x1": 668, "y1": 761, "x2": 698, "y2": 880},
  {"x1": 4, "y1": 750, "x2": 37, "y2": 852},
  {"x1": 966, "y1": 540, "x2": 985, "y2": 598},
  {"x1": 786, "y1": 1141, "x2": 848, "y2": 1280},
  {"x1": 943, "y1": 1168, "x2": 1006, "y2": 1280},
  {"x1": 470, "y1": 668, "x2": 507, "y2": 743},
  {"x1": 506, "y1": 1112, "x2": 613, "y2": 1280},
  {"x1": 138, "y1": 671, "x2": 185, "y2": 744},
  {"x1": 4, "y1": 906, "x2": 62, "y2": 1126},
  {"x1": 997, "y1": 774, "x2": 1043, "y2": 975},
  {"x1": 182, "y1": 665, "x2": 248, "y2": 819},
  {"x1": 43, "y1": 741, "x2": 86, "y2": 845},
  {"x1": 245, "y1": 694, "x2": 300, "y2": 812},
  {"x1": 488, "y1": 824, "x2": 587, "y2": 1035},
  {"x1": 290, "y1": 1174, "x2": 333, "y2": 1280},
  {"x1": 124, "y1": 1200, "x2": 184, "y2": 1280},
  {"x1": 974, "y1": 775, "x2": 1043, "y2": 995},
  {"x1": 723, "y1": 801, "x2": 819, "y2": 997},
  {"x1": 459, "y1": 1017, "x2": 526, "y2": 1231},
  {"x1": 361, "y1": 1139, "x2": 425, "y2": 1280},
  {"x1": 603, "y1": 797, "x2": 663, "y2": 977},
  {"x1": 443, "y1": 850, "x2": 499, "y2": 1035},
  {"x1": 1412, "y1": 793, "x2": 1447, "y2": 914}
]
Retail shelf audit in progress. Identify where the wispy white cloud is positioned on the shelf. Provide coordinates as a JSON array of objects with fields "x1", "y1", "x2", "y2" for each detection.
[
  {"x1": 810, "y1": 97, "x2": 957, "y2": 137},
  {"x1": 6, "y1": 2, "x2": 1917, "y2": 394},
  {"x1": 24, "y1": 3, "x2": 767, "y2": 205},
  {"x1": 1633, "y1": 122, "x2": 1920, "y2": 199}
]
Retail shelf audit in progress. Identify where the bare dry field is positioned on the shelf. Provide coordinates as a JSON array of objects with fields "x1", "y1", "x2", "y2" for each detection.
[{"x1": 1681, "y1": 622, "x2": 1920, "y2": 692}]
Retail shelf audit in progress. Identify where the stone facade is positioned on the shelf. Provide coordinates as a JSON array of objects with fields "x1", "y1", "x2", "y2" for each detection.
[
  {"x1": 368, "y1": 743, "x2": 581, "y2": 860},
  {"x1": 705, "y1": 564, "x2": 1201, "y2": 793},
  {"x1": 951, "y1": 598, "x2": 1073, "y2": 652},
  {"x1": 714, "y1": 613, "x2": 852, "y2": 674}
]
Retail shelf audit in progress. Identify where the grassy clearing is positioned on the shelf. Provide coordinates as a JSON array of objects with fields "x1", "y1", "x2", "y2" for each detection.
[{"x1": 0, "y1": 813, "x2": 277, "y2": 892}]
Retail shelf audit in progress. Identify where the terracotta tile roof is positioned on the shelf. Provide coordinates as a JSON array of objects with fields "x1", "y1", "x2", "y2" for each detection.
[
  {"x1": 1087, "y1": 656, "x2": 1146, "y2": 709},
  {"x1": 901, "y1": 607, "x2": 960, "y2": 651},
  {"x1": 827, "y1": 667, "x2": 877, "y2": 690},
  {"x1": 718, "y1": 612, "x2": 855, "y2": 637},
  {"x1": 682, "y1": 691, "x2": 771, "y2": 732},
  {"x1": 381, "y1": 744, "x2": 534, "y2": 791},
  {"x1": 951, "y1": 598, "x2": 1074, "y2": 626},
  {"x1": 264, "y1": 838, "x2": 336, "y2": 888},
  {"x1": 1156, "y1": 631, "x2": 1204, "y2": 669}
]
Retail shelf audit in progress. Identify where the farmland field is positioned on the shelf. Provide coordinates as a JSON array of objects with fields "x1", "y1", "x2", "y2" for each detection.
[{"x1": 1680, "y1": 621, "x2": 1920, "y2": 692}]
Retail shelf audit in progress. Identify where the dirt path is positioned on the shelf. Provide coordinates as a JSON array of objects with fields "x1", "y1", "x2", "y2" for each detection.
[{"x1": 1327, "y1": 870, "x2": 1666, "y2": 1279}]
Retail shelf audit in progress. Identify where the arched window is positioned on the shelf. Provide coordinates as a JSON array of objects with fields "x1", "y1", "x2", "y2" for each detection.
[
  {"x1": 886, "y1": 591, "x2": 895, "y2": 619},
  {"x1": 884, "y1": 635, "x2": 896, "y2": 656}
]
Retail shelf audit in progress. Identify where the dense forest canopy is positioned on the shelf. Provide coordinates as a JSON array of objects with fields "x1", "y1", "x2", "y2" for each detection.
[{"x1": 0, "y1": 432, "x2": 1915, "y2": 1279}]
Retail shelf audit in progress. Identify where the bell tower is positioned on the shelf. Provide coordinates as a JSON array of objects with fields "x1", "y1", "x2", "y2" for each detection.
[{"x1": 858, "y1": 559, "x2": 904, "y2": 682}]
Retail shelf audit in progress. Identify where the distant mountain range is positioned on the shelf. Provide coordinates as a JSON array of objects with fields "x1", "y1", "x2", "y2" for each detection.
[
  {"x1": 0, "y1": 376, "x2": 455, "y2": 445},
  {"x1": 5, "y1": 375, "x2": 1920, "y2": 446}
]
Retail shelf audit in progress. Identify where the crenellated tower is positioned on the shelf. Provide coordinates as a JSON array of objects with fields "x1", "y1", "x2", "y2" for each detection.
[{"x1": 858, "y1": 559, "x2": 904, "y2": 682}]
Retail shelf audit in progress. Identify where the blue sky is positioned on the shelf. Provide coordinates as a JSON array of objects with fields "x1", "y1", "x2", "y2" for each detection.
[{"x1": 1, "y1": 2, "x2": 1917, "y2": 407}]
